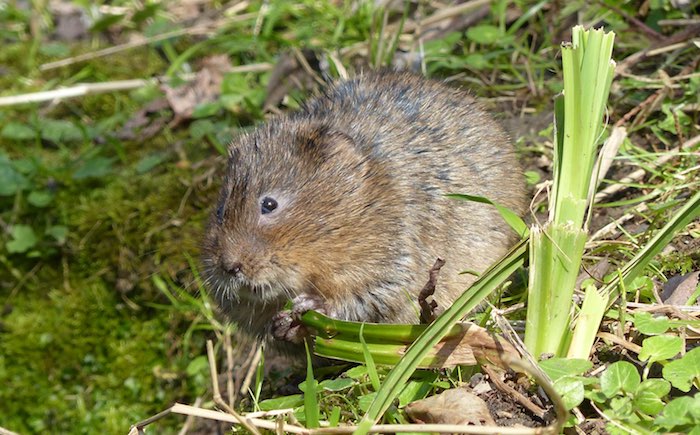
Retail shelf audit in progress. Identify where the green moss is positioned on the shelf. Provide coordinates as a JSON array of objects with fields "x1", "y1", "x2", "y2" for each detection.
[{"x1": 0, "y1": 277, "x2": 191, "y2": 433}]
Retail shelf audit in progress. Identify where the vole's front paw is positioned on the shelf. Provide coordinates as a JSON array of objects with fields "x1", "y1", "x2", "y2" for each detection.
[{"x1": 271, "y1": 294, "x2": 326, "y2": 344}]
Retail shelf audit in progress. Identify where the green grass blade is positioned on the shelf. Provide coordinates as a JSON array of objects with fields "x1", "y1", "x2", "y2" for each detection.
[
  {"x1": 303, "y1": 340, "x2": 320, "y2": 429},
  {"x1": 526, "y1": 26, "x2": 615, "y2": 358},
  {"x1": 525, "y1": 221, "x2": 587, "y2": 357},
  {"x1": 447, "y1": 193, "x2": 529, "y2": 237},
  {"x1": 359, "y1": 324, "x2": 381, "y2": 391}
]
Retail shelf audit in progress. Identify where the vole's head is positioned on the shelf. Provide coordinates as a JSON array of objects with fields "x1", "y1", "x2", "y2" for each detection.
[{"x1": 202, "y1": 120, "x2": 394, "y2": 310}]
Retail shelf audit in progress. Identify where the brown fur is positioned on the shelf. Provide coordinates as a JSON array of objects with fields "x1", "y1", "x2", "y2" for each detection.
[{"x1": 202, "y1": 71, "x2": 527, "y2": 346}]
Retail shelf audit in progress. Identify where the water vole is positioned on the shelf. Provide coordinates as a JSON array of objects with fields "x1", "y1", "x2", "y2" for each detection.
[{"x1": 202, "y1": 71, "x2": 527, "y2": 347}]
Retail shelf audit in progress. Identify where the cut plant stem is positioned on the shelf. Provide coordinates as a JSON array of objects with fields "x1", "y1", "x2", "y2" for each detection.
[
  {"x1": 525, "y1": 223, "x2": 587, "y2": 357},
  {"x1": 525, "y1": 26, "x2": 616, "y2": 358},
  {"x1": 307, "y1": 317, "x2": 520, "y2": 369}
]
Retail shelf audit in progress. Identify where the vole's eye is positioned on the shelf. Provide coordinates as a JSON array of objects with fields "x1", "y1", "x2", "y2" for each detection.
[{"x1": 261, "y1": 197, "x2": 278, "y2": 214}]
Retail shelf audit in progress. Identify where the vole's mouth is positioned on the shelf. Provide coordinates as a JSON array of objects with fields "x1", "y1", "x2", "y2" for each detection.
[
  {"x1": 241, "y1": 282, "x2": 289, "y2": 302},
  {"x1": 205, "y1": 270, "x2": 292, "y2": 304}
]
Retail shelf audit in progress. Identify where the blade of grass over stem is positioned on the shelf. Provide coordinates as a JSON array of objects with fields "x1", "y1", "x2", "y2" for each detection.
[
  {"x1": 355, "y1": 238, "x2": 528, "y2": 434},
  {"x1": 359, "y1": 323, "x2": 381, "y2": 391},
  {"x1": 447, "y1": 194, "x2": 529, "y2": 237},
  {"x1": 303, "y1": 340, "x2": 320, "y2": 429},
  {"x1": 525, "y1": 222, "x2": 587, "y2": 357}
]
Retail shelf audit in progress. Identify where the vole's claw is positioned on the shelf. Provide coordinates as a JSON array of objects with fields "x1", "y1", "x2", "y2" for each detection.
[
  {"x1": 289, "y1": 294, "x2": 327, "y2": 320},
  {"x1": 271, "y1": 294, "x2": 327, "y2": 343},
  {"x1": 271, "y1": 310, "x2": 302, "y2": 343}
]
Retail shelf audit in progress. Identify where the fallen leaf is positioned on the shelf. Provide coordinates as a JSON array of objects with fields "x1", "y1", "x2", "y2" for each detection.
[
  {"x1": 661, "y1": 271, "x2": 700, "y2": 306},
  {"x1": 115, "y1": 98, "x2": 171, "y2": 142},
  {"x1": 51, "y1": 2, "x2": 89, "y2": 41},
  {"x1": 418, "y1": 322, "x2": 521, "y2": 369},
  {"x1": 162, "y1": 55, "x2": 231, "y2": 121},
  {"x1": 405, "y1": 387, "x2": 496, "y2": 426}
]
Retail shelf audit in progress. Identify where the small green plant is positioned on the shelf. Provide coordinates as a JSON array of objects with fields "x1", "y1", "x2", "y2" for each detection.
[
  {"x1": 0, "y1": 152, "x2": 68, "y2": 257},
  {"x1": 541, "y1": 327, "x2": 700, "y2": 434}
]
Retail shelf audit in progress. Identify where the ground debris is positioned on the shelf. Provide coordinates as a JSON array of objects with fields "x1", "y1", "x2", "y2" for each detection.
[
  {"x1": 405, "y1": 386, "x2": 496, "y2": 426},
  {"x1": 662, "y1": 271, "x2": 700, "y2": 306},
  {"x1": 162, "y1": 55, "x2": 232, "y2": 124}
]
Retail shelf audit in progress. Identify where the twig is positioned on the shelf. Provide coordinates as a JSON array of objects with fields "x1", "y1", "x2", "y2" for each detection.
[
  {"x1": 224, "y1": 331, "x2": 235, "y2": 407},
  {"x1": 658, "y1": 19, "x2": 700, "y2": 26},
  {"x1": 0, "y1": 63, "x2": 272, "y2": 107},
  {"x1": 408, "y1": 0, "x2": 492, "y2": 30},
  {"x1": 40, "y1": 27, "x2": 211, "y2": 71},
  {"x1": 240, "y1": 343, "x2": 263, "y2": 397},
  {"x1": 0, "y1": 427, "x2": 21, "y2": 435},
  {"x1": 596, "y1": 332, "x2": 643, "y2": 354},
  {"x1": 595, "y1": 0, "x2": 665, "y2": 41},
  {"x1": 292, "y1": 47, "x2": 325, "y2": 87},
  {"x1": 177, "y1": 396, "x2": 202, "y2": 435},
  {"x1": 418, "y1": 258, "x2": 446, "y2": 323},
  {"x1": 129, "y1": 406, "x2": 176, "y2": 435},
  {"x1": 132, "y1": 396, "x2": 563, "y2": 435},
  {"x1": 616, "y1": 28, "x2": 700, "y2": 73},
  {"x1": 482, "y1": 366, "x2": 547, "y2": 419},
  {"x1": 168, "y1": 403, "x2": 554, "y2": 434},
  {"x1": 0, "y1": 79, "x2": 150, "y2": 106},
  {"x1": 588, "y1": 206, "x2": 646, "y2": 243},
  {"x1": 502, "y1": 356, "x2": 568, "y2": 435},
  {"x1": 627, "y1": 302, "x2": 700, "y2": 317},
  {"x1": 206, "y1": 340, "x2": 262, "y2": 435}
]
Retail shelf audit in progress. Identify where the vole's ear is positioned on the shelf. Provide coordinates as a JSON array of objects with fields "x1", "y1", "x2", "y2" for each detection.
[{"x1": 295, "y1": 124, "x2": 366, "y2": 169}]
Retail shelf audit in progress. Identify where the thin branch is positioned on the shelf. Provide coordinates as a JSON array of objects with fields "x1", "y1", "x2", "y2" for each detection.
[
  {"x1": 483, "y1": 365, "x2": 547, "y2": 419},
  {"x1": 177, "y1": 397, "x2": 202, "y2": 435},
  {"x1": 0, "y1": 80, "x2": 150, "y2": 106},
  {"x1": 0, "y1": 63, "x2": 272, "y2": 107},
  {"x1": 166, "y1": 403, "x2": 553, "y2": 434}
]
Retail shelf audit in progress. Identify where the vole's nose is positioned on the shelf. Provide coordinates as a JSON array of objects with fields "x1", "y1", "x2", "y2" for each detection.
[{"x1": 221, "y1": 258, "x2": 243, "y2": 276}]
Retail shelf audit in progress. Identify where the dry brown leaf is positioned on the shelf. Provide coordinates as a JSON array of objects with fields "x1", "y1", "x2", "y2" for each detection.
[
  {"x1": 162, "y1": 55, "x2": 231, "y2": 121},
  {"x1": 50, "y1": 1, "x2": 89, "y2": 41},
  {"x1": 662, "y1": 271, "x2": 700, "y2": 306},
  {"x1": 399, "y1": 322, "x2": 520, "y2": 369},
  {"x1": 405, "y1": 386, "x2": 496, "y2": 426},
  {"x1": 432, "y1": 322, "x2": 520, "y2": 369},
  {"x1": 115, "y1": 98, "x2": 170, "y2": 141}
]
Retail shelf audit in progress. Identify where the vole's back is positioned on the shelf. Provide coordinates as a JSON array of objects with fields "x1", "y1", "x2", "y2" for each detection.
[
  {"x1": 204, "y1": 71, "x2": 527, "y2": 341},
  {"x1": 303, "y1": 71, "x2": 526, "y2": 311}
]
